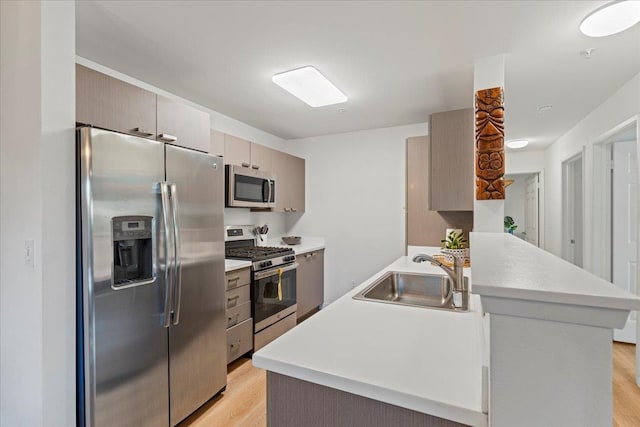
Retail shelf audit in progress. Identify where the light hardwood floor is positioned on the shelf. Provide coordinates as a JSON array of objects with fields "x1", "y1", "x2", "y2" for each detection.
[{"x1": 182, "y1": 343, "x2": 639, "y2": 427}]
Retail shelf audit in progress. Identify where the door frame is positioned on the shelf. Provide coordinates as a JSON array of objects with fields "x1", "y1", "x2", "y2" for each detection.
[
  {"x1": 590, "y1": 114, "x2": 640, "y2": 384},
  {"x1": 561, "y1": 151, "x2": 585, "y2": 266}
]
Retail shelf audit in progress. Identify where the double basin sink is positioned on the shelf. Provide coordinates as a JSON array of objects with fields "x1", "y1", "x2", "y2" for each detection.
[{"x1": 353, "y1": 271, "x2": 469, "y2": 312}]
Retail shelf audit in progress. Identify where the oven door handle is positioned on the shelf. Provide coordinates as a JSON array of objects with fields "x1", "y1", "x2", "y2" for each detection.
[{"x1": 254, "y1": 262, "x2": 298, "y2": 280}]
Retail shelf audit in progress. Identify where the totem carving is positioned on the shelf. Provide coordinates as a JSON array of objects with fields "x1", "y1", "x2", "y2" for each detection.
[{"x1": 475, "y1": 87, "x2": 505, "y2": 200}]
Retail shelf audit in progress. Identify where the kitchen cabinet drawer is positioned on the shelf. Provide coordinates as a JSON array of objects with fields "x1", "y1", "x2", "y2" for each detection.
[
  {"x1": 227, "y1": 318, "x2": 253, "y2": 364},
  {"x1": 76, "y1": 64, "x2": 157, "y2": 139},
  {"x1": 296, "y1": 250, "x2": 324, "y2": 319},
  {"x1": 225, "y1": 267, "x2": 250, "y2": 290},
  {"x1": 226, "y1": 301, "x2": 251, "y2": 328},
  {"x1": 226, "y1": 285, "x2": 250, "y2": 310},
  {"x1": 254, "y1": 312, "x2": 296, "y2": 352},
  {"x1": 156, "y1": 95, "x2": 210, "y2": 153}
]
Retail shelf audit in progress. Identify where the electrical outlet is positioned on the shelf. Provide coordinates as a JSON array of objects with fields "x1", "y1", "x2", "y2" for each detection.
[{"x1": 25, "y1": 239, "x2": 35, "y2": 268}]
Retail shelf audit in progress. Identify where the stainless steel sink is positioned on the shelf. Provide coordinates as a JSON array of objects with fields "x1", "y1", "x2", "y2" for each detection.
[{"x1": 352, "y1": 271, "x2": 469, "y2": 311}]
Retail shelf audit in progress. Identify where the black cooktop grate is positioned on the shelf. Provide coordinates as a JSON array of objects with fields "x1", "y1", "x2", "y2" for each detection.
[{"x1": 225, "y1": 246, "x2": 294, "y2": 261}]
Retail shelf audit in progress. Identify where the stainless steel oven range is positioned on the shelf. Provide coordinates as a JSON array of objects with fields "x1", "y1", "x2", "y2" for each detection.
[{"x1": 225, "y1": 225, "x2": 297, "y2": 351}]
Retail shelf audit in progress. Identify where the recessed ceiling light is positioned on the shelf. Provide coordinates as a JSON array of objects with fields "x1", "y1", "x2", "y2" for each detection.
[
  {"x1": 537, "y1": 105, "x2": 553, "y2": 113},
  {"x1": 506, "y1": 140, "x2": 529, "y2": 149},
  {"x1": 580, "y1": 0, "x2": 640, "y2": 37},
  {"x1": 272, "y1": 66, "x2": 347, "y2": 107}
]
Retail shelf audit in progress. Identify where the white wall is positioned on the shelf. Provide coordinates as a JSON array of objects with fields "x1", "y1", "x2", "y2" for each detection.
[
  {"x1": 506, "y1": 150, "x2": 545, "y2": 175},
  {"x1": 283, "y1": 123, "x2": 428, "y2": 303},
  {"x1": 1, "y1": 2, "x2": 76, "y2": 426},
  {"x1": 544, "y1": 72, "x2": 640, "y2": 266}
]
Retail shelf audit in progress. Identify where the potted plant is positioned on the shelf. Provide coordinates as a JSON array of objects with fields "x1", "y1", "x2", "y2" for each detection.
[
  {"x1": 504, "y1": 216, "x2": 518, "y2": 234},
  {"x1": 440, "y1": 230, "x2": 468, "y2": 263}
]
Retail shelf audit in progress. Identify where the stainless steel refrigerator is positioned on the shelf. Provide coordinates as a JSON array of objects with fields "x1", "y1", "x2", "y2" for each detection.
[{"x1": 77, "y1": 127, "x2": 226, "y2": 427}]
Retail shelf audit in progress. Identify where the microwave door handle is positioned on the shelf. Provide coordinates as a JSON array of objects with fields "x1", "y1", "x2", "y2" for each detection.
[
  {"x1": 159, "y1": 182, "x2": 173, "y2": 328},
  {"x1": 268, "y1": 180, "x2": 273, "y2": 204},
  {"x1": 170, "y1": 183, "x2": 182, "y2": 325},
  {"x1": 262, "y1": 179, "x2": 269, "y2": 203}
]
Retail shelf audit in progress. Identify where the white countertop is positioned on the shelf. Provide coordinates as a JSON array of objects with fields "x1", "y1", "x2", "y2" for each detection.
[
  {"x1": 471, "y1": 232, "x2": 640, "y2": 310},
  {"x1": 252, "y1": 255, "x2": 487, "y2": 427},
  {"x1": 224, "y1": 259, "x2": 251, "y2": 273},
  {"x1": 264, "y1": 236, "x2": 325, "y2": 255}
]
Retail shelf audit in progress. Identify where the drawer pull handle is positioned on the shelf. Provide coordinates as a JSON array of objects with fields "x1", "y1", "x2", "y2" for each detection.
[
  {"x1": 251, "y1": 165, "x2": 260, "y2": 170},
  {"x1": 158, "y1": 133, "x2": 178, "y2": 142},
  {"x1": 227, "y1": 295, "x2": 240, "y2": 302},
  {"x1": 241, "y1": 162, "x2": 250, "y2": 168}
]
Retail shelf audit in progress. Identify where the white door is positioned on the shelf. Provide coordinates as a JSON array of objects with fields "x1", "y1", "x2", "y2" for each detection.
[
  {"x1": 524, "y1": 174, "x2": 539, "y2": 247},
  {"x1": 613, "y1": 140, "x2": 638, "y2": 343}
]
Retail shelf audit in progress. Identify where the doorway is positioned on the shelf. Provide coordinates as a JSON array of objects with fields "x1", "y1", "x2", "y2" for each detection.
[
  {"x1": 562, "y1": 153, "x2": 584, "y2": 267},
  {"x1": 504, "y1": 173, "x2": 539, "y2": 247},
  {"x1": 591, "y1": 118, "x2": 640, "y2": 383},
  {"x1": 611, "y1": 128, "x2": 638, "y2": 343}
]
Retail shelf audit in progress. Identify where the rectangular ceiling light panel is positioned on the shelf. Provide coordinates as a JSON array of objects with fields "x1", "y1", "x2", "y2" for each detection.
[{"x1": 272, "y1": 66, "x2": 347, "y2": 107}]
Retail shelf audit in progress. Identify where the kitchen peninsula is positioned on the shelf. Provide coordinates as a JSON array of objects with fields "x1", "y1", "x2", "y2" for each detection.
[
  {"x1": 253, "y1": 233, "x2": 640, "y2": 427},
  {"x1": 253, "y1": 247, "x2": 486, "y2": 427}
]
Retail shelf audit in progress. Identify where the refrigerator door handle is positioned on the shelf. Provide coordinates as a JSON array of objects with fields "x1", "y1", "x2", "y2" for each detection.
[
  {"x1": 160, "y1": 181, "x2": 173, "y2": 328},
  {"x1": 170, "y1": 183, "x2": 183, "y2": 325}
]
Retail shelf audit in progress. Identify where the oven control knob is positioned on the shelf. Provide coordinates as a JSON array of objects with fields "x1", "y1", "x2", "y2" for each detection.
[{"x1": 267, "y1": 260, "x2": 273, "y2": 266}]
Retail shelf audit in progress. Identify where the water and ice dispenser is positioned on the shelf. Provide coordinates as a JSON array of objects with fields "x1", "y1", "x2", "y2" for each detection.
[{"x1": 112, "y1": 216, "x2": 155, "y2": 287}]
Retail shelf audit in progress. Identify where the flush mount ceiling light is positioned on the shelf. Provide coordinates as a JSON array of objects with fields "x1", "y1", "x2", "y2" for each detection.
[
  {"x1": 506, "y1": 140, "x2": 529, "y2": 149},
  {"x1": 580, "y1": 1, "x2": 640, "y2": 37},
  {"x1": 272, "y1": 66, "x2": 347, "y2": 107}
]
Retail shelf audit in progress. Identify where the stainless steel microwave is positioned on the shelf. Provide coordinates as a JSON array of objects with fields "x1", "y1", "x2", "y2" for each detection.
[{"x1": 226, "y1": 164, "x2": 276, "y2": 208}]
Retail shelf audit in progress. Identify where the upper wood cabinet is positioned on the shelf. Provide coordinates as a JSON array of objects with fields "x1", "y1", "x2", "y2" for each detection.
[
  {"x1": 210, "y1": 129, "x2": 225, "y2": 157},
  {"x1": 250, "y1": 143, "x2": 273, "y2": 172},
  {"x1": 429, "y1": 108, "x2": 474, "y2": 211},
  {"x1": 407, "y1": 136, "x2": 474, "y2": 246},
  {"x1": 224, "y1": 134, "x2": 251, "y2": 166},
  {"x1": 272, "y1": 151, "x2": 305, "y2": 213},
  {"x1": 156, "y1": 95, "x2": 210, "y2": 153},
  {"x1": 76, "y1": 64, "x2": 210, "y2": 152},
  {"x1": 223, "y1": 134, "x2": 273, "y2": 171},
  {"x1": 76, "y1": 64, "x2": 156, "y2": 138}
]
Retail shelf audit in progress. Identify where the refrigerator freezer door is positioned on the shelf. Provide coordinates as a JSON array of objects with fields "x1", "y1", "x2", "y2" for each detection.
[
  {"x1": 165, "y1": 145, "x2": 227, "y2": 425},
  {"x1": 79, "y1": 128, "x2": 169, "y2": 427}
]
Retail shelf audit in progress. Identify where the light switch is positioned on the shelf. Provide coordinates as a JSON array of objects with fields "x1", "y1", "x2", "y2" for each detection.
[{"x1": 25, "y1": 239, "x2": 35, "y2": 268}]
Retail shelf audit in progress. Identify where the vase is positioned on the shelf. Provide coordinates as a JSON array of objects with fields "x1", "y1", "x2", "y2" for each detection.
[{"x1": 441, "y1": 248, "x2": 468, "y2": 264}]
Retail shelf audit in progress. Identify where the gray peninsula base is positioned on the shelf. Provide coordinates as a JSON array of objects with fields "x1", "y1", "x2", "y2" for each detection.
[{"x1": 267, "y1": 372, "x2": 468, "y2": 427}]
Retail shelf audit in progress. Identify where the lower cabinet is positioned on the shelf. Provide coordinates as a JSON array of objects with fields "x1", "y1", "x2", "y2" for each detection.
[
  {"x1": 225, "y1": 267, "x2": 253, "y2": 364},
  {"x1": 296, "y1": 250, "x2": 325, "y2": 320}
]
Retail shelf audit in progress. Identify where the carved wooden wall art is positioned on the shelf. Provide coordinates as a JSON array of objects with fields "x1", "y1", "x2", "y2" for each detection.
[{"x1": 475, "y1": 87, "x2": 505, "y2": 200}]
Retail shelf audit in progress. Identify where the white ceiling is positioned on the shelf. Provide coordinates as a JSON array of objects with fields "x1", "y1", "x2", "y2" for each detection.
[{"x1": 76, "y1": 1, "x2": 640, "y2": 149}]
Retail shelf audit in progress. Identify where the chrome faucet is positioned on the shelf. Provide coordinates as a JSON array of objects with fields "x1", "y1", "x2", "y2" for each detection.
[{"x1": 412, "y1": 253, "x2": 467, "y2": 309}]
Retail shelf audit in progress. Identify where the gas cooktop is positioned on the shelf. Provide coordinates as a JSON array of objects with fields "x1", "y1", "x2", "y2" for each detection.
[{"x1": 225, "y1": 246, "x2": 294, "y2": 262}]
